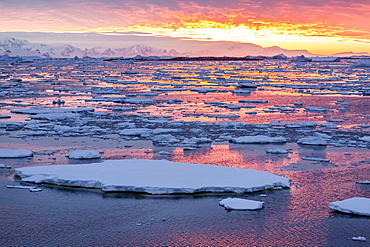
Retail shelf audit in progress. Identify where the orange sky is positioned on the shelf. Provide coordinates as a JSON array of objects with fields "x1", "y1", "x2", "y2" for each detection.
[{"x1": 1, "y1": 0, "x2": 369, "y2": 54}]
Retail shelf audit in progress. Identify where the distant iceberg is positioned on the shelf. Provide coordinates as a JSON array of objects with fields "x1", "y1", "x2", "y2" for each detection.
[{"x1": 14, "y1": 159, "x2": 290, "y2": 195}]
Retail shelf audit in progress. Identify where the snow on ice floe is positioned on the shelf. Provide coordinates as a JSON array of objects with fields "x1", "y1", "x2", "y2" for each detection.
[
  {"x1": 14, "y1": 159, "x2": 290, "y2": 194},
  {"x1": 67, "y1": 150, "x2": 101, "y2": 159},
  {"x1": 230, "y1": 135, "x2": 286, "y2": 144},
  {"x1": 219, "y1": 198, "x2": 264, "y2": 210},
  {"x1": 329, "y1": 197, "x2": 370, "y2": 216},
  {"x1": 0, "y1": 148, "x2": 33, "y2": 158},
  {"x1": 297, "y1": 136, "x2": 327, "y2": 146}
]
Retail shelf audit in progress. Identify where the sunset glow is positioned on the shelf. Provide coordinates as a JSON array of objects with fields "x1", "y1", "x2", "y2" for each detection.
[{"x1": 1, "y1": 0, "x2": 370, "y2": 54}]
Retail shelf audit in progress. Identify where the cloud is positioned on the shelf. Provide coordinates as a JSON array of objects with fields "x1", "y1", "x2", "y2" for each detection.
[{"x1": 0, "y1": 0, "x2": 369, "y2": 42}]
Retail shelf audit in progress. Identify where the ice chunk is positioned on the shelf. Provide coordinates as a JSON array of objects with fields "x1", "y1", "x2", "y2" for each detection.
[
  {"x1": 359, "y1": 136, "x2": 370, "y2": 142},
  {"x1": 219, "y1": 198, "x2": 264, "y2": 210},
  {"x1": 7, "y1": 185, "x2": 37, "y2": 189},
  {"x1": 0, "y1": 164, "x2": 11, "y2": 168},
  {"x1": 230, "y1": 135, "x2": 286, "y2": 144},
  {"x1": 329, "y1": 197, "x2": 370, "y2": 216},
  {"x1": 352, "y1": 236, "x2": 366, "y2": 241},
  {"x1": 304, "y1": 105, "x2": 329, "y2": 112},
  {"x1": 67, "y1": 150, "x2": 101, "y2": 159},
  {"x1": 356, "y1": 180, "x2": 370, "y2": 184},
  {"x1": 302, "y1": 157, "x2": 330, "y2": 162},
  {"x1": 119, "y1": 128, "x2": 151, "y2": 136},
  {"x1": 152, "y1": 134, "x2": 180, "y2": 145},
  {"x1": 0, "y1": 148, "x2": 33, "y2": 158},
  {"x1": 14, "y1": 159, "x2": 290, "y2": 194},
  {"x1": 11, "y1": 106, "x2": 94, "y2": 114},
  {"x1": 297, "y1": 137, "x2": 327, "y2": 146},
  {"x1": 266, "y1": 148, "x2": 289, "y2": 154}
]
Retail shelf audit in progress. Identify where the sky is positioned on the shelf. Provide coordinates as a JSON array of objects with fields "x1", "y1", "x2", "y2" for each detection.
[{"x1": 1, "y1": 0, "x2": 370, "y2": 55}]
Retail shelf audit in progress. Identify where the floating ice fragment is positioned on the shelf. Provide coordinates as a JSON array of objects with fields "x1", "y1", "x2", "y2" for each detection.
[
  {"x1": 0, "y1": 148, "x2": 33, "y2": 158},
  {"x1": 219, "y1": 198, "x2": 264, "y2": 210},
  {"x1": 359, "y1": 136, "x2": 370, "y2": 142},
  {"x1": 352, "y1": 236, "x2": 366, "y2": 241},
  {"x1": 356, "y1": 180, "x2": 370, "y2": 184},
  {"x1": 7, "y1": 185, "x2": 37, "y2": 190},
  {"x1": 265, "y1": 148, "x2": 289, "y2": 154},
  {"x1": 119, "y1": 128, "x2": 151, "y2": 136},
  {"x1": 231, "y1": 135, "x2": 286, "y2": 144},
  {"x1": 0, "y1": 164, "x2": 11, "y2": 168},
  {"x1": 304, "y1": 105, "x2": 329, "y2": 112},
  {"x1": 297, "y1": 137, "x2": 327, "y2": 146},
  {"x1": 67, "y1": 150, "x2": 101, "y2": 159},
  {"x1": 302, "y1": 157, "x2": 330, "y2": 162},
  {"x1": 329, "y1": 197, "x2": 370, "y2": 216}
]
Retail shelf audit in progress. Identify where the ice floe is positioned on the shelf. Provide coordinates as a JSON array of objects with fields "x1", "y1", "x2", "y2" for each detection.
[
  {"x1": 219, "y1": 198, "x2": 264, "y2": 210},
  {"x1": 0, "y1": 148, "x2": 33, "y2": 158},
  {"x1": 265, "y1": 148, "x2": 290, "y2": 154},
  {"x1": 0, "y1": 164, "x2": 11, "y2": 168},
  {"x1": 356, "y1": 180, "x2": 370, "y2": 184},
  {"x1": 14, "y1": 159, "x2": 290, "y2": 194},
  {"x1": 329, "y1": 197, "x2": 370, "y2": 216},
  {"x1": 351, "y1": 236, "x2": 366, "y2": 242},
  {"x1": 297, "y1": 137, "x2": 327, "y2": 146},
  {"x1": 67, "y1": 150, "x2": 101, "y2": 159},
  {"x1": 302, "y1": 157, "x2": 330, "y2": 162},
  {"x1": 359, "y1": 136, "x2": 370, "y2": 142},
  {"x1": 230, "y1": 135, "x2": 286, "y2": 144}
]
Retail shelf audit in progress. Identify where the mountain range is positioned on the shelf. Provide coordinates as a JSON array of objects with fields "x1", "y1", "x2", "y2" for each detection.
[{"x1": 0, "y1": 37, "x2": 368, "y2": 58}]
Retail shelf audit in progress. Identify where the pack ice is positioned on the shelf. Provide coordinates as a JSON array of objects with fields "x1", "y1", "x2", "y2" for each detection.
[{"x1": 14, "y1": 159, "x2": 290, "y2": 195}]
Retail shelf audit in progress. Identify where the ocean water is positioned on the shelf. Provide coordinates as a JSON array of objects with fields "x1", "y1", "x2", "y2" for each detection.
[{"x1": 1, "y1": 58, "x2": 369, "y2": 246}]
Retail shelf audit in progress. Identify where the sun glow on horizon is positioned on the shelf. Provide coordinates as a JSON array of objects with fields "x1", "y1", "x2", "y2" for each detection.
[{"x1": 92, "y1": 20, "x2": 370, "y2": 55}]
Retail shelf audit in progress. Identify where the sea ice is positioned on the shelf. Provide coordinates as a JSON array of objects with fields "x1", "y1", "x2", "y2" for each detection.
[
  {"x1": 356, "y1": 180, "x2": 370, "y2": 184},
  {"x1": 297, "y1": 137, "x2": 327, "y2": 146},
  {"x1": 11, "y1": 106, "x2": 94, "y2": 114},
  {"x1": 302, "y1": 157, "x2": 330, "y2": 162},
  {"x1": 329, "y1": 197, "x2": 370, "y2": 216},
  {"x1": 230, "y1": 135, "x2": 286, "y2": 144},
  {"x1": 359, "y1": 136, "x2": 370, "y2": 142},
  {"x1": 351, "y1": 236, "x2": 366, "y2": 242},
  {"x1": 0, "y1": 148, "x2": 33, "y2": 158},
  {"x1": 0, "y1": 164, "x2": 11, "y2": 168},
  {"x1": 265, "y1": 148, "x2": 289, "y2": 154},
  {"x1": 219, "y1": 198, "x2": 264, "y2": 210},
  {"x1": 14, "y1": 159, "x2": 290, "y2": 194},
  {"x1": 67, "y1": 150, "x2": 101, "y2": 159}
]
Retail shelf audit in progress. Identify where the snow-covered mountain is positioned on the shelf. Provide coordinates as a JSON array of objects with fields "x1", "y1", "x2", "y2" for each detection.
[{"x1": 0, "y1": 37, "x2": 313, "y2": 58}]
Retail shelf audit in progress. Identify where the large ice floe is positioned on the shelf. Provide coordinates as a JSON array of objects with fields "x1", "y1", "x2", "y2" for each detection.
[
  {"x1": 14, "y1": 159, "x2": 290, "y2": 194},
  {"x1": 329, "y1": 197, "x2": 370, "y2": 216},
  {"x1": 0, "y1": 148, "x2": 33, "y2": 158}
]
